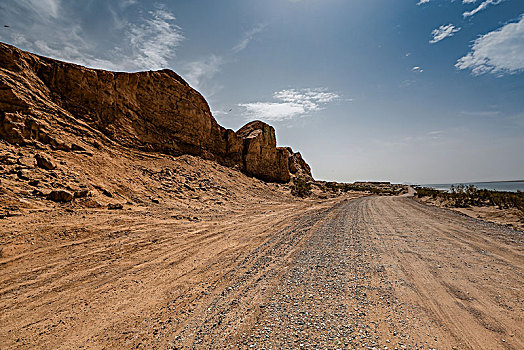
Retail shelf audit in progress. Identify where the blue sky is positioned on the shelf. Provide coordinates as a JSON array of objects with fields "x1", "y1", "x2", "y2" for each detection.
[{"x1": 1, "y1": 0, "x2": 523, "y2": 183}]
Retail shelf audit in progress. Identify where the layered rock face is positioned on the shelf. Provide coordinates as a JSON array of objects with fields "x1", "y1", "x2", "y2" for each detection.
[{"x1": 0, "y1": 42, "x2": 311, "y2": 182}]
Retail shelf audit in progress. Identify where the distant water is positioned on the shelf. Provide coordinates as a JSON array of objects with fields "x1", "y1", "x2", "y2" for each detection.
[{"x1": 422, "y1": 181, "x2": 524, "y2": 193}]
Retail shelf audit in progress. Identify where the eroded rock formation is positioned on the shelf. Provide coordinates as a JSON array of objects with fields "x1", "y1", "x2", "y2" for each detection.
[{"x1": 0, "y1": 42, "x2": 311, "y2": 182}]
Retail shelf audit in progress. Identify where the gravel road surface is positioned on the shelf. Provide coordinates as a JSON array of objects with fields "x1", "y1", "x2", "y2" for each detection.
[{"x1": 1, "y1": 195, "x2": 522, "y2": 349}]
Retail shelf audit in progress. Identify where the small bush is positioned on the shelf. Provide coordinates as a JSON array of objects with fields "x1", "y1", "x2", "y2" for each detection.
[{"x1": 291, "y1": 177, "x2": 312, "y2": 198}]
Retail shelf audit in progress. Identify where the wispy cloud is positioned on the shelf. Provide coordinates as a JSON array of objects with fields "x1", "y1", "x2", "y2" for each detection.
[
  {"x1": 430, "y1": 24, "x2": 461, "y2": 44},
  {"x1": 127, "y1": 9, "x2": 184, "y2": 70},
  {"x1": 411, "y1": 66, "x2": 424, "y2": 73},
  {"x1": 456, "y1": 15, "x2": 524, "y2": 75},
  {"x1": 509, "y1": 113, "x2": 524, "y2": 128},
  {"x1": 399, "y1": 79, "x2": 417, "y2": 88},
  {"x1": 232, "y1": 24, "x2": 267, "y2": 54},
  {"x1": 427, "y1": 130, "x2": 445, "y2": 139},
  {"x1": 12, "y1": 32, "x2": 122, "y2": 71},
  {"x1": 417, "y1": 0, "x2": 430, "y2": 5},
  {"x1": 182, "y1": 55, "x2": 224, "y2": 92},
  {"x1": 183, "y1": 24, "x2": 266, "y2": 93},
  {"x1": 1, "y1": 2, "x2": 184, "y2": 72},
  {"x1": 16, "y1": 0, "x2": 61, "y2": 19},
  {"x1": 463, "y1": 0, "x2": 502, "y2": 17},
  {"x1": 239, "y1": 88, "x2": 340, "y2": 122},
  {"x1": 460, "y1": 110, "x2": 501, "y2": 117}
]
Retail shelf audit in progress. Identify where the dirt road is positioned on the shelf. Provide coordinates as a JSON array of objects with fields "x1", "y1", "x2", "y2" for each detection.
[{"x1": 1, "y1": 195, "x2": 523, "y2": 349}]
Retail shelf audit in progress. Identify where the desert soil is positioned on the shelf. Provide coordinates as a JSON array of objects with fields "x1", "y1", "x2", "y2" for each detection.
[
  {"x1": 1, "y1": 193, "x2": 523, "y2": 349},
  {"x1": 416, "y1": 197, "x2": 524, "y2": 232}
]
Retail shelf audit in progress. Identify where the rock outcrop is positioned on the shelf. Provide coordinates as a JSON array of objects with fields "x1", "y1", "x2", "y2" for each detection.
[
  {"x1": 0, "y1": 42, "x2": 311, "y2": 182},
  {"x1": 237, "y1": 121, "x2": 290, "y2": 182},
  {"x1": 285, "y1": 147, "x2": 313, "y2": 179}
]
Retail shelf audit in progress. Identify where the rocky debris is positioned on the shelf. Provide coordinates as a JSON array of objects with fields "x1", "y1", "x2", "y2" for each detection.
[
  {"x1": 83, "y1": 199, "x2": 102, "y2": 208},
  {"x1": 0, "y1": 112, "x2": 69, "y2": 151},
  {"x1": 285, "y1": 147, "x2": 313, "y2": 179},
  {"x1": 0, "y1": 42, "x2": 311, "y2": 183},
  {"x1": 31, "y1": 189, "x2": 46, "y2": 197},
  {"x1": 0, "y1": 153, "x2": 16, "y2": 165},
  {"x1": 16, "y1": 155, "x2": 35, "y2": 167},
  {"x1": 93, "y1": 185, "x2": 112, "y2": 198},
  {"x1": 74, "y1": 189, "x2": 89, "y2": 198},
  {"x1": 35, "y1": 153, "x2": 56, "y2": 170},
  {"x1": 71, "y1": 143, "x2": 85, "y2": 152},
  {"x1": 0, "y1": 209, "x2": 17, "y2": 219},
  {"x1": 16, "y1": 169, "x2": 30, "y2": 180},
  {"x1": 107, "y1": 203, "x2": 123, "y2": 210},
  {"x1": 47, "y1": 190, "x2": 74, "y2": 203}
]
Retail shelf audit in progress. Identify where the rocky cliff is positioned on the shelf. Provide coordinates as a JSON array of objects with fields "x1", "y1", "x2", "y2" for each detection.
[{"x1": 0, "y1": 42, "x2": 311, "y2": 182}]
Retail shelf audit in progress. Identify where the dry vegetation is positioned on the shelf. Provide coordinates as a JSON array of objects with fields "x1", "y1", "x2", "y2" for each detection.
[{"x1": 415, "y1": 185, "x2": 524, "y2": 231}]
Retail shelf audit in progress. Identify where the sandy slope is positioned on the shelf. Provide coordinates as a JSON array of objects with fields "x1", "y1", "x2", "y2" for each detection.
[
  {"x1": 1, "y1": 194, "x2": 523, "y2": 349},
  {"x1": 417, "y1": 196, "x2": 524, "y2": 232}
]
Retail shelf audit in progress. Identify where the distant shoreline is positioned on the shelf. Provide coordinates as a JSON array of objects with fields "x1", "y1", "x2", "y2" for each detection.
[
  {"x1": 422, "y1": 180, "x2": 524, "y2": 186},
  {"x1": 420, "y1": 180, "x2": 524, "y2": 193}
]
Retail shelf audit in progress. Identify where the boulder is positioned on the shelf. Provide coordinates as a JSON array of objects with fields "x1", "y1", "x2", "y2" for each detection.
[
  {"x1": 35, "y1": 153, "x2": 56, "y2": 170},
  {"x1": 47, "y1": 190, "x2": 74, "y2": 202}
]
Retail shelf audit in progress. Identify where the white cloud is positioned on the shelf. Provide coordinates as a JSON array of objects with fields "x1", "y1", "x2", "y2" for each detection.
[
  {"x1": 412, "y1": 66, "x2": 424, "y2": 73},
  {"x1": 239, "y1": 88, "x2": 340, "y2": 121},
  {"x1": 238, "y1": 102, "x2": 308, "y2": 121},
  {"x1": 430, "y1": 24, "x2": 461, "y2": 44},
  {"x1": 456, "y1": 16, "x2": 524, "y2": 75},
  {"x1": 274, "y1": 88, "x2": 339, "y2": 105},
  {"x1": 417, "y1": 0, "x2": 430, "y2": 5},
  {"x1": 463, "y1": 0, "x2": 502, "y2": 17},
  {"x1": 232, "y1": 24, "x2": 267, "y2": 54},
  {"x1": 463, "y1": 0, "x2": 477, "y2": 3}
]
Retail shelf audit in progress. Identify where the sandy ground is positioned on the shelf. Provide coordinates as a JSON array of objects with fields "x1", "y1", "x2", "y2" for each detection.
[
  {"x1": 416, "y1": 197, "x2": 524, "y2": 232},
  {"x1": 1, "y1": 192, "x2": 523, "y2": 349}
]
